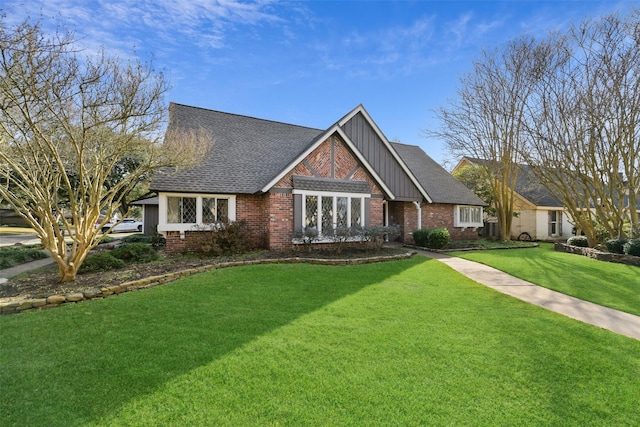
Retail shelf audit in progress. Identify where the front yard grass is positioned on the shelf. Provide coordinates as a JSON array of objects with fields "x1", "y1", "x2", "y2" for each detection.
[
  {"x1": 450, "y1": 243, "x2": 640, "y2": 316},
  {"x1": 2, "y1": 257, "x2": 639, "y2": 426}
]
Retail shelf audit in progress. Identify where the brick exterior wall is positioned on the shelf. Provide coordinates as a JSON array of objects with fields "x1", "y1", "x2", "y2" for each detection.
[
  {"x1": 236, "y1": 194, "x2": 268, "y2": 248},
  {"x1": 268, "y1": 134, "x2": 385, "y2": 250},
  {"x1": 424, "y1": 203, "x2": 480, "y2": 240},
  {"x1": 388, "y1": 201, "x2": 480, "y2": 244},
  {"x1": 164, "y1": 133, "x2": 477, "y2": 253},
  {"x1": 266, "y1": 192, "x2": 294, "y2": 250}
]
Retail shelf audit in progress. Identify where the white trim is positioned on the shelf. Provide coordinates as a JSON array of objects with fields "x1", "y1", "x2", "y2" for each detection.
[
  {"x1": 337, "y1": 105, "x2": 433, "y2": 203},
  {"x1": 295, "y1": 189, "x2": 368, "y2": 237},
  {"x1": 157, "y1": 192, "x2": 236, "y2": 234},
  {"x1": 454, "y1": 205, "x2": 483, "y2": 228},
  {"x1": 261, "y1": 125, "x2": 395, "y2": 199}
]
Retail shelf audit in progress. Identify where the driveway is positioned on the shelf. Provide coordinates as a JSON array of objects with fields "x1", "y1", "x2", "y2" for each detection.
[{"x1": 0, "y1": 233, "x2": 40, "y2": 247}]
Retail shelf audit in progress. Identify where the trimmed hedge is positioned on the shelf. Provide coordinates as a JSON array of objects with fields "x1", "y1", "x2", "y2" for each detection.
[
  {"x1": 567, "y1": 236, "x2": 588, "y2": 247},
  {"x1": 605, "y1": 238, "x2": 628, "y2": 254},
  {"x1": 412, "y1": 228, "x2": 450, "y2": 249},
  {"x1": 413, "y1": 229, "x2": 430, "y2": 247},
  {"x1": 623, "y1": 239, "x2": 640, "y2": 257},
  {"x1": 428, "y1": 228, "x2": 450, "y2": 249}
]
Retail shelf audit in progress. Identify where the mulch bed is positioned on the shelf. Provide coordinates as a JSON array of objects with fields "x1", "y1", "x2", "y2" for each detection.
[{"x1": 0, "y1": 246, "x2": 409, "y2": 302}]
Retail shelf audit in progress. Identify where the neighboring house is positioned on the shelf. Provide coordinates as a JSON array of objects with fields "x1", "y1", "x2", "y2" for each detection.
[
  {"x1": 150, "y1": 103, "x2": 486, "y2": 253},
  {"x1": 453, "y1": 157, "x2": 573, "y2": 241}
]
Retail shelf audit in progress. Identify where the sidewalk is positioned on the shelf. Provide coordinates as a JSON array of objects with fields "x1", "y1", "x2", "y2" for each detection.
[
  {"x1": 418, "y1": 249, "x2": 640, "y2": 341},
  {"x1": 0, "y1": 257, "x2": 56, "y2": 284}
]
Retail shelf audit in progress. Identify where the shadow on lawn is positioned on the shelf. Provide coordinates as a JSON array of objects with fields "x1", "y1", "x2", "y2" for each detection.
[{"x1": 1, "y1": 257, "x2": 424, "y2": 426}]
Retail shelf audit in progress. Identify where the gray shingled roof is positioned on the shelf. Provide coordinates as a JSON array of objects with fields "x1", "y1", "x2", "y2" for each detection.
[
  {"x1": 464, "y1": 158, "x2": 562, "y2": 207},
  {"x1": 293, "y1": 176, "x2": 370, "y2": 194},
  {"x1": 151, "y1": 104, "x2": 324, "y2": 194},
  {"x1": 393, "y1": 144, "x2": 487, "y2": 206},
  {"x1": 151, "y1": 104, "x2": 486, "y2": 207}
]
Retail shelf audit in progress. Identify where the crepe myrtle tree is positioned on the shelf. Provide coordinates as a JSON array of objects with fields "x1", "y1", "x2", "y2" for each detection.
[
  {"x1": 0, "y1": 18, "x2": 207, "y2": 282},
  {"x1": 428, "y1": 36, "x2": 561, "y2": 241},
  {"x1": 522, "y1": 9, "x2": 640, "y2": 246}
]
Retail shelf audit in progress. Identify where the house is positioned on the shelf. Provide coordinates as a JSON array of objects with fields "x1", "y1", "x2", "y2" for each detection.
[
  {"x1": 150, "y1": 103, "x2": 486, "y2": 253},
  {"x1": 453, "y1": 157, "x2": 573, "y2": 241}
]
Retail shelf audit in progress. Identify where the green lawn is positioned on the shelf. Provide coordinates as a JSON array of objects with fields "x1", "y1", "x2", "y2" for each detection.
[
  {"x1": 2, "y1": 257, "x2": 639, "y2": 426},
  {"x1": 450, "y1": 243, "x2": 640, "y2": 316}
]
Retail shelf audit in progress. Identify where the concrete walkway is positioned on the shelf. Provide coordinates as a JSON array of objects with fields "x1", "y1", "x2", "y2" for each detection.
[
  {"x1": 419, "y1": 250, "x2": 640, "y2": 341},
  {"x1": 0, "y1": 257, "x2": 56, "y2": 284}
]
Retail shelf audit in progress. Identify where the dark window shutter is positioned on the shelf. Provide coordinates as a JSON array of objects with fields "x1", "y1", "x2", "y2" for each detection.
[
  {"x1": 293, "y1": 194, "x2": 302, "y2": 231},
  {"x1": 364, "y1": 198, "x2": 370, "y2": 227}
]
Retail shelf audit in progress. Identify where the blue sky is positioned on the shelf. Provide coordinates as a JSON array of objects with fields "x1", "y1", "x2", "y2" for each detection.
[{"x1": 3, "y1": 0, "x2": 635, "y2": 166}]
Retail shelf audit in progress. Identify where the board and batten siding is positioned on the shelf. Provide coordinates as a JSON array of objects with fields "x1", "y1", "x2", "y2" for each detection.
[{"x1": 342, "y1": 112, "x2": 423, "y2": 202}]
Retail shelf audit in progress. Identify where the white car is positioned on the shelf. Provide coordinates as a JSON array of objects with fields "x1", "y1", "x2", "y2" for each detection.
[{"x1": 101, "y1": 218, "x2": 143, "y2": 234}]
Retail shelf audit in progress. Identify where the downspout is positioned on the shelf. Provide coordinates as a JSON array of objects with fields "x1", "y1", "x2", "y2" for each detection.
[{"x1": 413, "y1": 201, "x2": 422, "y2": 230}]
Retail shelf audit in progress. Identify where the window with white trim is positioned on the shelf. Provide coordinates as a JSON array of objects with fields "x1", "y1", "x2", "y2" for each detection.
[
  {"x1": 297, "y1": 190, "x2": 368, "y2": 237},
  {"x1": 158, "y1": 194, "x2": 236, "y2": 233},
  {"x1": 548, "y1": 210, "x2": 562, "y2": 236},
  {"x1": 454, "y1": 205, "x2": 483, "y2": 227}
]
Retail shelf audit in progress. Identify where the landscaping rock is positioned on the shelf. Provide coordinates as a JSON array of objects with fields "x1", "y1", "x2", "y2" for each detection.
[
  {"x1": 83, "y1": 288, "x2": 101, "y2": 299},
  {"x1": 66, "y1": 293, "x2": 84, "y2": 302},
  {"x1": 46, "y1": 295, "x2": 66, "y2": 304}
]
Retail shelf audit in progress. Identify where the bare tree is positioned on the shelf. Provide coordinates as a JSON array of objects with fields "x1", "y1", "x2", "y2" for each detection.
[
  {"x1": 523, "y1": 10, "x2": 640, "y2": 245},
  {"x1": 429, "y1": 36, "x2": 559, "y2": 241},
  {"x1": 0, "y1": 19, "x2": 206, "y2": 282}
]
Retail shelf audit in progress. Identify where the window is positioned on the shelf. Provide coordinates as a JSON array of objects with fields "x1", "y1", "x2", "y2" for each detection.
[
  {"x1": 167, "y1": 196, "x2": 196, "y2": 223},
  {"x1": 549, "y1": 210, "x2": 562, "y2": 236},
  {"x1": 203, "y1": 197, "x2": 229, "y2": 223},
  {"x1": 159, "y1": 194, "x2": 236, "y2": 233},
  {"x1": 305, "y1": 195, "x2": 318, "y2": 228},
  {"x1": 351, "y1": 198, "x2": 362, "y2": 227},
  {"x1": 300, "y1": 192, "x2": 366, "y2": 237},
  {"x1": 455, "y1": 205, "x2": 483, "y2": 227}
]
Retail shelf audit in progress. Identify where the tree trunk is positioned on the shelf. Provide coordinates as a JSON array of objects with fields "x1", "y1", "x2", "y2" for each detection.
[{"x1": 59, "y1": 264, "x2": 78, "y2": 283}]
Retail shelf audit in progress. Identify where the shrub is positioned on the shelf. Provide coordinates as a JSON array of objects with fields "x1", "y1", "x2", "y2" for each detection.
[
  {"x1": 623, "y1": 239, "x2": 640, "y2": 257},
  {"x1": 79, "y1": 253, "x2": 124, "y2": 273},
  {"x1": 110, "y1": 243, "x2": 159, "y2": 263},
  {"x1": 96, "y1": 235, "x2": 116, "y2": 244},
  {"x1": 0, "y1": 246, "x2": 49, "y2": 269},
  {"x1": 427, "y1": 228, "x2": 450, "y2": 249},
  {"x1": 567, "y1": 236, "x2": 588, "y2": 247},
  {"x1": 293, "y1": 227, "x2": 319, "y2": 251},
  {"x1": 605, "y1": 238, "x2": 628, "y2": 254},
  {"x1": 121, "y1": 234, "x2": 152, "y2": 244},
  {"x1": 361, "y1": 225, "x2": 402, "y2": 249},
  {"x1": 194, "y1": 220, "x2": 252, "y2": 256},
  {"x1": 328, "y1": 226, "x2": 356, "y2": 254},
  {"x1": 413, "y1": 229, "x2": 429, "y2": 247}
]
